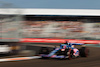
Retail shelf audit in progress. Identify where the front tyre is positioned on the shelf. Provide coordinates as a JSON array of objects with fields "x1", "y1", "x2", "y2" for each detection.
[{"x1": 67, "y1": 49, "x2": 75, "y2": 60}]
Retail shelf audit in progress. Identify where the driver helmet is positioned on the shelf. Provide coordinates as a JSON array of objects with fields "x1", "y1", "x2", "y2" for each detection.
[{"x1": 64, "y1": 41, "x2": 69, "y2": 45}]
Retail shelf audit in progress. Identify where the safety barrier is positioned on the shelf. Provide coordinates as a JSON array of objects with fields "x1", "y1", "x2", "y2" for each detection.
[
  {"x1": 0, "y1": 38, "x2": 100, "y2": 44},
  {"x1": 20, "y1": 38, "x2": 100, "y2": 44}
]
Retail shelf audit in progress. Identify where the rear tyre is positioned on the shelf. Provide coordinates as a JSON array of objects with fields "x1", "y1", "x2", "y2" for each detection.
[{"x1": 79, "y1": 47, "x2": 89, "y2": 57}]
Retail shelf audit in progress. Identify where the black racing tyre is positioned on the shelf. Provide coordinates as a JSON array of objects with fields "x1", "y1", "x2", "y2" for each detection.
[
  {"x1": 79, "y1": 47, "x2": 89, "y2": 57},
  {"x1": 70, "y1": 50, "x2": 76, "y2": 59},
  {"x1": 39, "y1": 47, "x2": 50, "y2": 54},
  {"x1": 67, "y1": 49, "x2": 75, "y2": 60}
]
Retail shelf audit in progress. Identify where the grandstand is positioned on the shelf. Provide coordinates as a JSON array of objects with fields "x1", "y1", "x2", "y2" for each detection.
[{"x1": 0, "y1": 8, "x2": 100, "y2": 40}]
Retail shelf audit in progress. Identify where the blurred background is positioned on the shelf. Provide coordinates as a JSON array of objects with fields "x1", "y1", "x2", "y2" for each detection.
[
  {"x1": 21, "y1": 18, "x2": 100, "y2": 39},
  {"x1": 0, "y1": 1, "x2": 100, "y2": 66},
  {"x1": 0, "y1": 11, "x2": 100, "y2": 40},
  {"x1": 0, "y1": 0, "x2": 100, "y2": 41}
]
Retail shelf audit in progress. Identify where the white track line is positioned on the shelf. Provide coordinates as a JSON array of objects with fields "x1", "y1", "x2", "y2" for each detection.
[{"x1": 0, "y1": 56, "x2": 41, "y2": 62}]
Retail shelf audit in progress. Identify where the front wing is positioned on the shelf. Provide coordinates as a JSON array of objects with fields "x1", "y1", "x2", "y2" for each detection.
[{"x1": 40, "y1": 54, "x2": 69, "y2": 59}]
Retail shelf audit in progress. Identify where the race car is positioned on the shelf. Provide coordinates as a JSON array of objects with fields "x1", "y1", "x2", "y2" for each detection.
[{"x1": 39, "y1": 41, "x2": 89, "y2": 60}]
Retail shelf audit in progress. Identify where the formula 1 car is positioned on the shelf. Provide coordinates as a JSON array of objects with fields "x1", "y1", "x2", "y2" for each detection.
[{"x1": 39, "y1": 41, "x2": 89, "y2": 60}]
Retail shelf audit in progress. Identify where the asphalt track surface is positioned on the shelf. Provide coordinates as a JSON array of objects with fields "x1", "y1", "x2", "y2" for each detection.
[{"x1": 0, "y1": 45, "x2": 100, "y2": 67}]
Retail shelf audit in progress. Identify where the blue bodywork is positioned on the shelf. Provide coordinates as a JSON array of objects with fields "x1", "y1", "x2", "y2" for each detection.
[{"x1": 40, "y1": 43, "x2": 84, "y2": 58}]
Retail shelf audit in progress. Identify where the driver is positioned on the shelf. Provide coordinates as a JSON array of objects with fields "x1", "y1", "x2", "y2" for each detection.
[
  {"x1": 60, "y1": 41, "x2": 74, "y2": 49},
  {"x1": 60, "y1": 41, "x2": 69, "y2": 49},
  {"x1": 64, "y1": 41, "x2": 69, "y2": 45}
]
